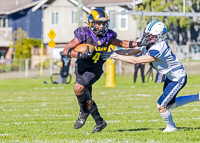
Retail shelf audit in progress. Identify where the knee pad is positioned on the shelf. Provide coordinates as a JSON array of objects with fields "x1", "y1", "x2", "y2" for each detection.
[{"x1": 74, "y1": 83, "x2": 85, "y2": 95}]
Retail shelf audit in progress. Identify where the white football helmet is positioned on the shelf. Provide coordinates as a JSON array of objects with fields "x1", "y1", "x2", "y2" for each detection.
[{"x1": 143, "y1": 20, "x2": 167, "y2": 44}]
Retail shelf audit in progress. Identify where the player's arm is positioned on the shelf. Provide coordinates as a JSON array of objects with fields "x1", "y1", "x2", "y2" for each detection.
[
  {"x1": 115, "y1": 49, "x2": 141, "y2": 56},
  {"x1": 111, "y1": 38, "x2": 149, "y2": 48},
  {"x1": 63, "y1": 37, "x2": 94, "y2": 59},
  {"x1": 111, "y1": 54, "x2": 156, "y2": 64},
  {"x1": 63, "y1": 37, "x2": 80, "y2": 58},
  {"x1": 110, "y1": 39, "x2": 142, "y2": 55},
  {"x1": 111, "y1": 39, "x2": 138, "y2": 48}
]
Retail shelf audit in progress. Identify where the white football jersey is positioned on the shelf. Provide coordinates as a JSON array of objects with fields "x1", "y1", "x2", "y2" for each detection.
[{"x1": 136, "y1": 40, "x2": 186, "y2": 81}]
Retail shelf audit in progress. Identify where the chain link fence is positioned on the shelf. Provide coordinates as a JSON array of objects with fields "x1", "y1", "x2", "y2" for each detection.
[{"x1": 1, "y1": 43, "x2": 200, "y2": 80}]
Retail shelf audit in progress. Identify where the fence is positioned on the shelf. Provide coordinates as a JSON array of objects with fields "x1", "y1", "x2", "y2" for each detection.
[
  {"x1": 0, "y1": 58, "x2": 62, "y2": 79},
  {"x1": 173, "y1": 42, "x2": 200, "y2": 61},
  {"x1": 1, "y1": 42, "x2": 200, "y2": 79}
]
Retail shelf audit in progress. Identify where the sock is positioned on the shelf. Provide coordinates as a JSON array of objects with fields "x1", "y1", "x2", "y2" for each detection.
[
  {"x1": 76, "y1": 92, "x2": 88, "y2": 113},
  {"x1": 170, "y1": 95, "x2": 199, "y2": 109},
  {"x1": 160, "y1": 109, "x2": 176, "y2": 128},
  {"x1": 89, "y1": 101, "x2": 102, "y2": 125}
]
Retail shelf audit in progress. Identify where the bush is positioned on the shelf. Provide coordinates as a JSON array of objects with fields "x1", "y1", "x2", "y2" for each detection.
[{"x1": 44, "y1": 60, "x2": 50, "y2": 69}]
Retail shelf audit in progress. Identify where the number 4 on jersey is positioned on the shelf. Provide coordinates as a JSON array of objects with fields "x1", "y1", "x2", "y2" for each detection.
[{"x1": 92, "y1": 53, "x2": 101, "y2": 63}]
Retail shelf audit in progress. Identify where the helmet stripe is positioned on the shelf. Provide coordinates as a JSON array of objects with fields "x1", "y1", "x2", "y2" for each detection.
[
  {"x1": 93, "y1": 8, "x2": 108, "y2": 21},
  {"x1": 90, "y1": 10, "x2": 99, "y2": 20},
  {"x1": 105, "y1": 12, "x2": 108, "y2": 20},
  {"x1": 148, "y1": 20, "x2": 159, "y2": 31}
]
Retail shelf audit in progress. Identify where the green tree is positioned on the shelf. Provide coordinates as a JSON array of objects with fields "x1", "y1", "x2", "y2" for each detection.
[
  {"x1": 135, "y1": 0, "x2": 200, "y2": 44},
  {"x1": 12, "y1": 27, "x2": 28, "y2": 58},
  {"x1": 12, "y1": 27, "x2": 41, "y2": 59},
  {"x1": 11, "y1": 28, "x2": 41, "y2": 71}
]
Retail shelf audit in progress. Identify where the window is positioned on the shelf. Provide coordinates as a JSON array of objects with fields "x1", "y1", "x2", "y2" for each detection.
[
  {"x1": 51, "y1": 12, "x2": 59, "y2": 25},
  {"x1": 0, "y1": 50, "x2": 7, "y2": 59},
  {"x1": 108, "y1": 10, "x2": 116, "y2": 29},
  {"x1": 71, "y1": 11, "x2": 78, "y2": 25},
  {"x1": 121, "y1": 18, "x2": 126, "y2": 28},
  {"x1": 0, "y1": 19, "x2": 7, "y2": 27},
  {"x1": 119, "y1": 9, "x2": 128, "y2": 31}
]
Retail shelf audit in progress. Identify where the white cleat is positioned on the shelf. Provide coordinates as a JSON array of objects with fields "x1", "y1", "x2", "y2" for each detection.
[
  {"x1": 198, "y1": 92, "x2": 200, "y2": 101},
  {"x1": 163, "y1": 126, "x2": 177, "y2": 133}
]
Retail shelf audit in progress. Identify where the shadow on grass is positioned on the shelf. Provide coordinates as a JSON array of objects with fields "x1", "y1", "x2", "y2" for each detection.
[
  {"x1": 177, "y1": 127, "x2": 200, "y2": 131},
  {"x1": 114, "y1": 127, "x2": 200, "y2": 132},
  {"x1": 115, "y1": 128, "x2": 149, "y2": 132}
]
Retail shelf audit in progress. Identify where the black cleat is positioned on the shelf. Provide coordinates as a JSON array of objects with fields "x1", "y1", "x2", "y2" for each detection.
[
  {"x1": 92, "y1": 120, "x2": 107, "y2": 133},
  {"x1": 74, "y1": 112, "x2": 89, "y2": 129}
]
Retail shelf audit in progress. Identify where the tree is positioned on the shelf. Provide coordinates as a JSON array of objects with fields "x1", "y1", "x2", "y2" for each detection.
[
  {"x1": 12, "y1": 27, "x2": 28, "y2": 58},
  {"x1": 11, "y1": 28, "x2": 41, "y2": 71},
  {"x1": 12, "y1": 27, "x2": 41, "y2": 59},
  {"x1": 135, "y1": 0, "x2": 200, "y2": 44}
]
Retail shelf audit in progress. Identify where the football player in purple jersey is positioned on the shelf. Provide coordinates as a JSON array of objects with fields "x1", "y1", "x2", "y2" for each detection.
[{"x1": 63, "y1": 8, "x2": 148, "y2": 133}]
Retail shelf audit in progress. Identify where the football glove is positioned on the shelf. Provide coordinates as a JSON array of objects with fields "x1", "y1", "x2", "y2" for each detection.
[
  {"x1": 137, "y1": 37, "x2": 152, "y2": 47},
  {"x1": 101, "y1": 49, "x2": 117, "y2": 60},
  {"x1": 77, "y1": 46, "x2": 94, "y2": 59}
]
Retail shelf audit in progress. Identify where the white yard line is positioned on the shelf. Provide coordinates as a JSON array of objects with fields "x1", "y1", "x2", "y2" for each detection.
[{"x1": 0, "y1": 133, "x2": 11, "y2": 136}]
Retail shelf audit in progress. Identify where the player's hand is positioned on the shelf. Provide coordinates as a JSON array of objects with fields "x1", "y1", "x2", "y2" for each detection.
[
  {"x1": 101, "y1": 49, "x2": 117, "y2": 60},
  {"x1": 137, "y1": 37, "x2": 152, "y2": 47},
  {"x1": 77, "y1": 46, "x2": 94, "y2": 59},
  {"x1": 137, "y1": 33, "x2": 152, "y2": 47}
]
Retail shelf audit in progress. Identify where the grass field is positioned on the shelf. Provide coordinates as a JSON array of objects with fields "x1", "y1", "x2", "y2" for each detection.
[{"x1": 0, "y1": 74, "x2": 200, "y2": 142}]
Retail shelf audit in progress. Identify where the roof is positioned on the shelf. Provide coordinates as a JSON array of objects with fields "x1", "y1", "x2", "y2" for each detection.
[
  {"x1": 32, "y1": 0, "x2": 91, "y2": 13},
  {"x1": 0, "y1": 0, "x2": 143, "y2": 15},
  {"x1": 32, "y1": 0, "x2": 143, "y2": 13},
  {"x1": 83, "y1": 0, "x2": 143, "y2": 7},
  {"x1": 0, "y1": 0, "x2": 41, "y2": 15}
]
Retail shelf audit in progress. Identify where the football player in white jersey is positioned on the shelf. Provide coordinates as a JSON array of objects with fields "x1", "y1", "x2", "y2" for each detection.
[{"x1": 101, "y1": 20, "x2": 200, "y2": 132}]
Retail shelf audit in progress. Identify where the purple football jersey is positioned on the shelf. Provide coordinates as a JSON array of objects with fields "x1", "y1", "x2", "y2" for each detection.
[{"x1": 74, "y1": 26, "x2": 117, "y2": 69}]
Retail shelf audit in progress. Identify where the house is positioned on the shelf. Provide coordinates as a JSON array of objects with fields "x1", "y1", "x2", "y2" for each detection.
[
  {"x1": 31, "y1": 0, "x2": 91, "y2": 60},
  {"x1": 32, "y1": 0, "x2": 91, "y2": 47},
  {"x1": 0, "y1": 0, "x2": 43, "y2": 59}
]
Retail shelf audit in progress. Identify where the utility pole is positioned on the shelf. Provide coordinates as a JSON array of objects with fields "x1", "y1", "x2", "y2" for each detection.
[
  {"x1": 183, "y1": 0, "x2": 185, "y2": 13},
  {"x1": 133, "y1": 0, "x2": 135, "y2": 11},
  {"x1": 78, "y1": 0, "x2": 83, "y2": 27}
]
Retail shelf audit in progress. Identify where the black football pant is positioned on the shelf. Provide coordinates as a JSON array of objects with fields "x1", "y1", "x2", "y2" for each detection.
[
  {"x1": 74, "y1": 65, "x2": 103, "y2": 125},
  {"x1": 134, "y1": 63, "x2": 145, "y2": 83}
]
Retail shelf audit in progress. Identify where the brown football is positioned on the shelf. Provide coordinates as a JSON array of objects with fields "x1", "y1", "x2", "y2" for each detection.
[{"x1": 74, "y1": 43, "x2": 94, "y2": 53}]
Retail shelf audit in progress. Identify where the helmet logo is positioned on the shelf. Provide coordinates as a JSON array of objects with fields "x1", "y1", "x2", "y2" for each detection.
[
  {"x1": 163, "y1": 27, "x2": 167, "y2": 34},
  {"x1": 96, "y1": 15, "x2": 99, "y2": 19}
]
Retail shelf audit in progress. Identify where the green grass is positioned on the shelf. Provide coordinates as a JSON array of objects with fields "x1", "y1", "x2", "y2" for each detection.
[{"x1": 0, "y1": 75, "x2": 200, "y2": 142}]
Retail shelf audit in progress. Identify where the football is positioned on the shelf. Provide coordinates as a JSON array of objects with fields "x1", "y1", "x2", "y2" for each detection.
[{"x1": 74, "y1": 43, "x2": 94, "y2": 53}]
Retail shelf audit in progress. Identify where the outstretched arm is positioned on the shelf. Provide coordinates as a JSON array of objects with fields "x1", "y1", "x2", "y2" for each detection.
[
  {"x1": 112, "y1": 54, "x2": 156, "y2": 64},
  {"x1": 111, "y1": 39, "x2": 138, "y2": 48},
  {"x1": 111, "y1": 39, "x2": 143, "y2": 56},
  {"x1": 115, "y1": 49, "x2": 141, "y2": 56}
]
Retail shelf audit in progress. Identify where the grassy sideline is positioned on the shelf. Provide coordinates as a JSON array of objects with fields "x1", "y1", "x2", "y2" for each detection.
[{"x1": 0, "y1": 74, "x2": 200, "y2": 142}]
